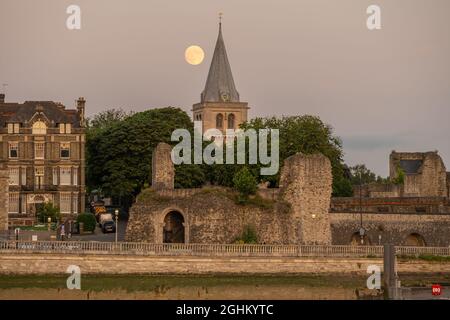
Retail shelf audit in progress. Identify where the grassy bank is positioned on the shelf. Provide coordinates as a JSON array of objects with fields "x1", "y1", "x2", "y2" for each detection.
[
  {"x1": 0, "y1": 273, "x2": 449, "y2": 292},
  {"x1": 0, "y1": 274, "x2": 365, "y2": 292}
]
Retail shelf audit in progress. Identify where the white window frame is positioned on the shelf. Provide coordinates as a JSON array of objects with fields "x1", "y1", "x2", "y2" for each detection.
[
  {"x1": 60, "y1": 167, "x2": 71, "y2": 186},
  {"x1": 32, "y1": 121, "x2": 47, "y2": 135},
  {"x1": 8, "y1": 192, "x2": 19, "y2": 214},
  {"x1": 60, "y1": 192, "x2": 71, "y2": 214},
  {"x1": 9, "y1": 142, "x2": 19, "y2": 158},
  {"x1": 34, "y1": 167, "x2": 44, "y2": 189},
  {"x1": 8, "y1": 167, "x2": 19, "y2": 186},
  {"x1": 34, "y1": 142, "x2": 45, "y2": 159},
  {"x1": 60, "y1": 142, "x2": 70, "y2": 159}
]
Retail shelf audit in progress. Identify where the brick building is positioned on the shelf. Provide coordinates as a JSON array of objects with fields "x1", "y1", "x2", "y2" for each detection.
[{"x1": 0, "y1": 94, "x2": 86, "y2": 226}]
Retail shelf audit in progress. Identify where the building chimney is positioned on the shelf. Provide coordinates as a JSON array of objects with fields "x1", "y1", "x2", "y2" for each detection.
[
  {"x1": 0, "y1": 94, "x2": 5, "y2": 103},
  {"x1": 77, "y1": 97, "x2": 86, "y2": 127}
]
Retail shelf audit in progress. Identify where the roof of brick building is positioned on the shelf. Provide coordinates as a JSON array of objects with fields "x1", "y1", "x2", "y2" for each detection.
[{"x1": 0, "y1": 100, "x2": 80, "y2": 128}]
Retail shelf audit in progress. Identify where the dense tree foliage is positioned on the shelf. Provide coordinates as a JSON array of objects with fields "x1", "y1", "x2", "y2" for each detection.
[
  {"x1": 86, "y1": 110, "x2": 356, "y2": 211},
  {"x1": 233, "y1": 167, "x2": 258, "y2": 200},
  {"x1": 86, "y1": 107, "x2": 204, "y2": 210},
  {"x1": 37, "y1": 202, "x2": 61, "y2": 223},
  {"x1": 239, "y1": 115, "x2": 353, "y2": 196},
  {"x1": 348, "y1": 164, "x2": 387, "y2": 185}
]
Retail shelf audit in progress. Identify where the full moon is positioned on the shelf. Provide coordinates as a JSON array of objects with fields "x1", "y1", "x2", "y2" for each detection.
[{"x1": 185, "y1": 45, "x2": 205, "y2": 65}]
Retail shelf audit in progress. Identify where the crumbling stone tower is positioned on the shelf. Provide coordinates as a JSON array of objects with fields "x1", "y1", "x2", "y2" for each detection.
[
  {"x1": 151, "y1": 143, "x2": 175, "y2": 190},
  {"x1": 280, "y1": 153, "x2": 333, "y2": 245}
]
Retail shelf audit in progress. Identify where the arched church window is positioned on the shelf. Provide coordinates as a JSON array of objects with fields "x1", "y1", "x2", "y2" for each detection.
[
  {"x1": 216, "y1": 113, "x2": 223, "y2": 129},
  {"x1": 228, "y1": 113, "x2": 235, "y2": 129},
  {"x1": 32, "y1": 120, "x2": 47, "y2": 135}
]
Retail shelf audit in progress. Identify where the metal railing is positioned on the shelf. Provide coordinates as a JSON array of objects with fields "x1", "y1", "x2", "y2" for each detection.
[{"x1": 0, "y1": 241, "x2": 449, "y2": 258}]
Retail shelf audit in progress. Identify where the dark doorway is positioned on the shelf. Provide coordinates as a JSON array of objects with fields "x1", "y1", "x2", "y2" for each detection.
[
  {"x1": 350, "y1": 232, "x2": 372, "y2": 246},
  {"x1": 163, "y1": 211, "x2": 185, "y2": 243},
  {"x1": 405, "y1": 233, "x2": 426, "y2": 246}
]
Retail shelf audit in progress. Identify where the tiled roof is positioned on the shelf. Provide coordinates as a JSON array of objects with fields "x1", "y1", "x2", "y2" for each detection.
[
  {"x1": 0, "y1": 101, "x2": 80, "y2": 128},
  {"x1": 201, "y1": 23, "x2": 240, "y2": 103}
]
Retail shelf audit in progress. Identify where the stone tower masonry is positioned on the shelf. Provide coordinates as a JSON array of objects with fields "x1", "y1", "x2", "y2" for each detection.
[
  {"x1": 279, "y1": 153, "x2": 333, "y2": 245},
  {"x1": 151, "y1": 143, "x2": 175, "y2": 190}
]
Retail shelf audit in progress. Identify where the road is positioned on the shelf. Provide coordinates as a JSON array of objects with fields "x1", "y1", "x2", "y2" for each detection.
[{"x1": 1, "y1": 220, "x2": 128, "y2": 242}]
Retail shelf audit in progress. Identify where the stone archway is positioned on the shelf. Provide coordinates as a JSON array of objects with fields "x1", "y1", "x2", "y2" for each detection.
[
  {"x1": 405, "y1": 233, "x2": 426, "y2": 247},
  {"x1": 163, "y1": 211, "x2": 185, "y2": 243}
]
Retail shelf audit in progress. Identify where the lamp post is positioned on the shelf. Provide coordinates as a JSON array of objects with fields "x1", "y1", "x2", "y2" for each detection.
[
  {"x1": 47, "y1": 217, "x2": 51, "y2": 232},
  {"x1": 114, "y1": 209, "x2": 119, "y2": 243}
]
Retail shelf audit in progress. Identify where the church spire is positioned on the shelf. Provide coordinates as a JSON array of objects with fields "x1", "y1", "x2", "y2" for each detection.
[{"x1": 201, "y1": 18, "x2": 240, "y2": 103}]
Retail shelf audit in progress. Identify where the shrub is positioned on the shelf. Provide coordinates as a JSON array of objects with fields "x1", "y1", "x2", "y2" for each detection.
[
  {"x1": 37, "y1": 202, "x2": 61, "y2": 223},
  {"x1": 233, "y1": 167, "x2": 257, "y2": 200},
  {"x1": 392, "y1": 166, "x2": 405, "y2": 185},
  {"x1": 76, "y1": 213, "x2": 97, "y2": 232},
  {"x1": 234, "y1": 225, "x2": 258, "y2": 244}
]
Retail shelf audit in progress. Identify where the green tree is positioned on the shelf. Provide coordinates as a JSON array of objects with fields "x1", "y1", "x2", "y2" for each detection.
[
  {"x1": 86, "y1": 107, "x2": 205, "y2": 211},
  {"x1": 239, "y1": 115, "x2": 352, "y2": 196},
  {"x1": 392, "y1": 166, "x2": 405, "y2": 185},
  {"x1": 37, "y1": 202, "x2": 61, "y2": 223},
  {"x1": 349, "y1": 164, "x2": 380, "y2": 185},
  {"x1": 76, "y1": 213, "x2": 97, "y2": 232},
  {"x1": 233, "y1": 167, "x2": 258, "y2": 200},
  {"x1": 87, "y1": 108, "x2": 133, "y2": 130}
]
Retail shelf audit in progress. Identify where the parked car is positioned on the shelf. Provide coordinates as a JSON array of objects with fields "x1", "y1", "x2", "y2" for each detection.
[
  {"x1": 99, "y1": 213, "x2": 113, "y2": 227},
  {"x1": 102, "y1": 221, "x2": 116, "y2": 233}
]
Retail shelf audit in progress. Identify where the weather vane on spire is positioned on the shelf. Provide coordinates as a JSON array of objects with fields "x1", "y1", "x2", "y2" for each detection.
[{"x1": 219, "y1": 12, "x2": 223, "y2": 25}]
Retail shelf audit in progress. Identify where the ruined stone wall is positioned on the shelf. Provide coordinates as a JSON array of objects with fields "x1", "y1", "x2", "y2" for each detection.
[
  {"x1": 389, "y1": 151, "x2": 447, "y2": 198},
  {"x1": 151, "y1": 143, "x2": 174, "y2": 190},
  {"x1": 126, "y1": 190, "x2": 291, "y2": 244},
  {"x1": 0, "y1": 169, "x2": 8, "y2": 231},
  {"x1": 331, "y1": 197, "x2": 450, "y2": 214},
  {"x1": 420, "y1": 153, "x2": 447, "y2": 197},
  {"x1": 279, "y1": 153, "x2": 332, "y2": 245},
  {"x1": 330, "y1": 213, "x2": 450, "y2": 247},
  {"x1": 127, "y1": 148, "x2": 333, "y2": 245}
]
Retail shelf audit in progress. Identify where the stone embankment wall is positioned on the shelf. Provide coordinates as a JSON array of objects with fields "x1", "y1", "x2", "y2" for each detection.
[
  {"x1": 1, "y1": 254, "x2": 449, "y2": 275},
  {"x1": 331, "y1": 212, "x2": 450, "y2": 247}
]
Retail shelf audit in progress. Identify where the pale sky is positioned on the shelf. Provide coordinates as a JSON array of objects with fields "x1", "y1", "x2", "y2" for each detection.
[{"x1": 1, "y1": 0, "x2": 449, "y2": 176}]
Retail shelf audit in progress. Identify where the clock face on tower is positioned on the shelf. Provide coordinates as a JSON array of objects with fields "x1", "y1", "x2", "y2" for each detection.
[{"x1": 220, "y1": 92, "x2": 230, "y2": 102}]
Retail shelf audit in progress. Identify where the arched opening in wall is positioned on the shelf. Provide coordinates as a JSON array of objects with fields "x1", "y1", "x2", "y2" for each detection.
[
  {"x1": 163, "y1": 211, "x2": 185, "y2": 243},
  {"x1": 228, "y1": 113, "x2": 235, "y2": 129},
  {"x1": 405, "y1": 233, "x2": 426, "y2": 247},
  {"x1": 216, "y1": 113, "x2": 223, "y2": 129},
  {"x1": 350, "y1": 232, "x2": 372, "y2": 246}
]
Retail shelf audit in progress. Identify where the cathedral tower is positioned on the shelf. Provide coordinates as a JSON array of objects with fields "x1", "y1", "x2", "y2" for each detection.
[{"x1": 192, "y1": 21, "x2": 249, "y2": 133}]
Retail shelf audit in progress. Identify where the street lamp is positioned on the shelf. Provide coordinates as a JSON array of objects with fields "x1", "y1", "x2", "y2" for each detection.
[
  {"x1": 114, "y1": 209, "x2": 119, "y2": 243},
  {"x1": 47, "y1": 217, "x2": 52, "y2": 231}
]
